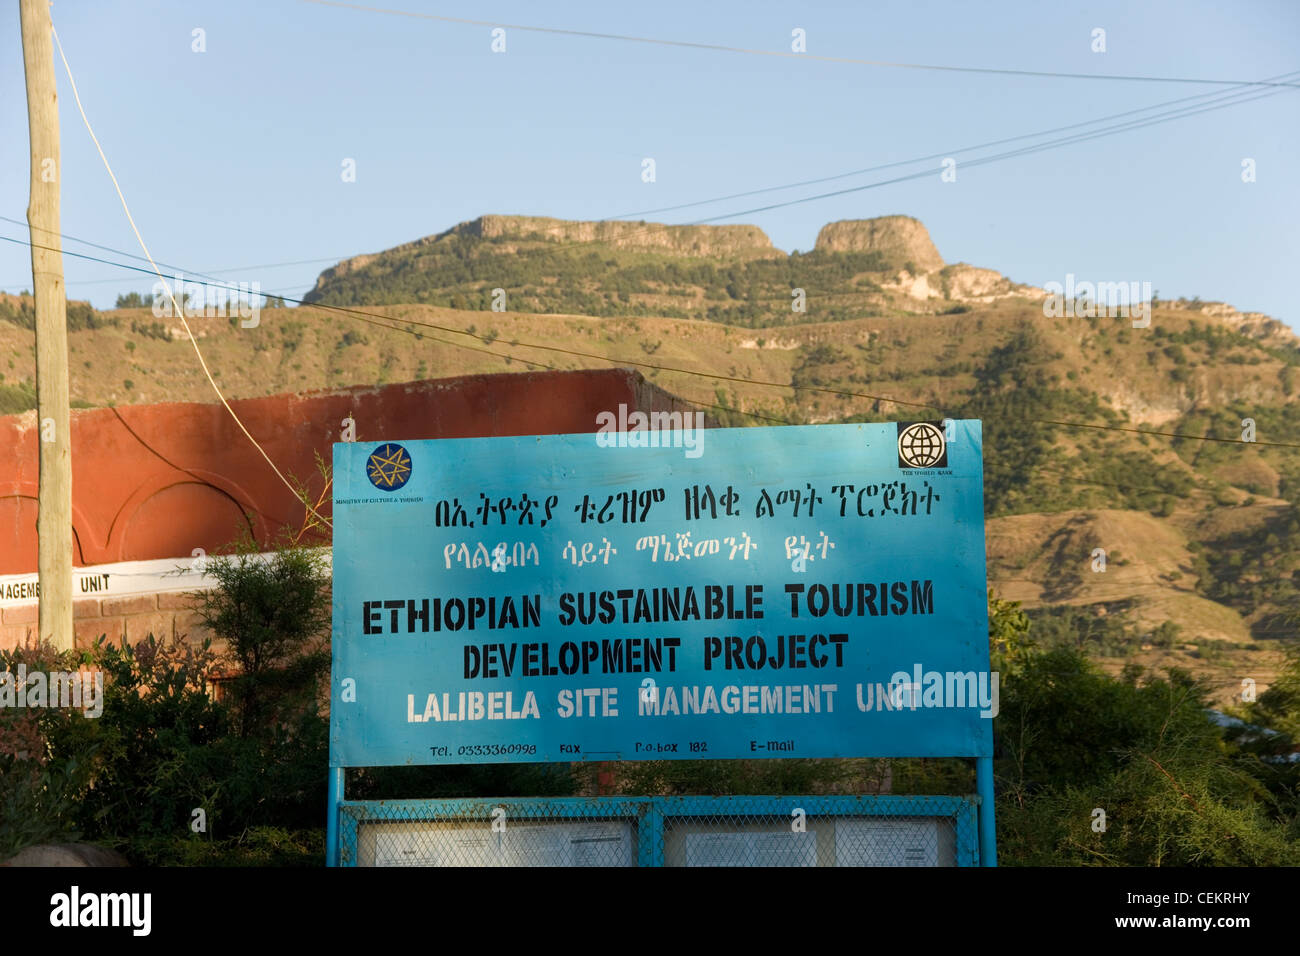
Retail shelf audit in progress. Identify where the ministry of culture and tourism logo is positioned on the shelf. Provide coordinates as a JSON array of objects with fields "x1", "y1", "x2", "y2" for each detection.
[
  {"x1": 897, "y1": 422, "x2": 947, "y2": 469},
  {"x1": 367, "y1": 443, "x2": 413, "y2": 491}
]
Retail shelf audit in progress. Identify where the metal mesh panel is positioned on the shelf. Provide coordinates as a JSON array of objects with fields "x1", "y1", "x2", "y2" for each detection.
[
  {"x1": 662, "y1": 814, "x2": 955, "y2": 867},
  {"x1": 336, "y1": 795, "x2": 976, "y2": 867},
  {"x1": 354, "y1": 813, "x2": 639, "y2": 867}
]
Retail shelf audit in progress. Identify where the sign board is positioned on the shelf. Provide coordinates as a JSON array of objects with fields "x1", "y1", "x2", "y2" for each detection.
[{"x1": 329, "y1": 421, "x2": 991, "y2": 768}]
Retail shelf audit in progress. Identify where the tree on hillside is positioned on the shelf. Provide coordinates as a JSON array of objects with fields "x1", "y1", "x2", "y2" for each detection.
[
  {"x1": 957, "y1": 326, "x2": 1066, "y2": 515},
  {"x1": 115, "y1": 291, "x2": 153, "y2": 309}
]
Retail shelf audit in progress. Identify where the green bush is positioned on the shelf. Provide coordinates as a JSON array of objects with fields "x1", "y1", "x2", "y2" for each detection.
[
  {"x1": 0, "y1": 538, "x2": 333, "y2": 865},
  {"x1": 194, "y1": 542, "x2": 331, "y2": 738},
  {"x1": 993, "y1": 648, "x2": 1300, "y2": 865},
  {"x1": 1149, "y1": 621, "x2": 1180, "y2": 648},
  {"x1": 0, "y1": 381, "x2": 37, "y2": 415},
  {"x1": 0, "y1": 632, "x2": 330, "y2": 865},
  {"x1": 130, "y1": 319, "x2": 172, "y2": 341},
  {"x1": 0, "y1": 643, "x2": 98, "y2": 858},
  {"x1": 115, "y1": 291, "x2": 154, "y2": 309}
]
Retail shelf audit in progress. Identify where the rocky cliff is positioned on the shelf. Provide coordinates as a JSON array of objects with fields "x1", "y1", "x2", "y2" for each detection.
[{"x1": 813, "y1": 215, "x2": 945, "y2": 273}]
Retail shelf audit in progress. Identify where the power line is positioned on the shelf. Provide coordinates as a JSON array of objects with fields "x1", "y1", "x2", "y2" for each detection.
[
  {"x1": 49, "y1": 22, "x2": 333, "y2": 530},
  {"x1": 38, "y1": 63, "x2": 1282, "y2": 298},
  {"x1": 608, "y1": 70, "x2": 1300, "y2": 221},
  {"x1": 8, "y1": 67, "x2": 1288, "y2": 306},
  {"x1": 0, "y1": 213, "x2": 231, "y2": 287},
  {"x1": 393, "y1": 73, "x2": 1296, "y2": 254},
  {"x1": 0, "y1": 213, "x2": 346, "y2": 289},
  {"x1": 300, "y1": 0, "x2": 1300, "y2": 89},
  {"x1": 314, "y1": 67, "x2": 1293, "y2": 255},
  {"x1": 148, "y1": 255, "x2": 346, "y2": 275},
  {"x1": 107, "y1": 405, "x2": 290, "y2": 531},
  {"x1": 2, "y1": 258, "x2": 343, "y2": 290},
  {"x1": 18, "y1": 60, "x2": 1266, "y2": 303},
  {"x1": 11, "y1": 9, "x2": 1294, "y2": 650},
  {"x1": 671, "y1": 84, "x2": 1292, "y2": 228},
  {"x1": 1033, "y1": 418, "x2": 1296, "y2": 448}
]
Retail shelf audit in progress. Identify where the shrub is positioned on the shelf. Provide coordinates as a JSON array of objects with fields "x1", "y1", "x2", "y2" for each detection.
[
  {"x1": 130, "y1": 319, "x2": 172, "y2": 341},
  {"x1": 0, "y1": 643, "x2": 99, "y2": 858},
  {"x1": 1149, "y1": 621, "x2": 1180, "y2": 647},
  {"x1": 0, "y1": 529, "x2": 334, "y2": 865},
  {"x1": 0, "y1": 627, "x2": 329, "y2": 865},
  {"x1": 0, "y1": 381, "x2": 37, "y2": 415},
  {"x1": 115, "y1": 292, "x2": 153, "y2": 310},
  {"x1": 194, "y1": 540, "x2": 331, "y2": 738},
  {"x1": 994, "y1": 648, "x2": 1300, "y2": 865}
]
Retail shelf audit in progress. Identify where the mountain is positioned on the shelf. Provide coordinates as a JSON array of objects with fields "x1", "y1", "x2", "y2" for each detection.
[
  {"x1": 3, "y1": 214, "x2": 1298, "y2": 703},
  {"x1": 300, "y1": 213, "x2": 1059, "y2": 326}
]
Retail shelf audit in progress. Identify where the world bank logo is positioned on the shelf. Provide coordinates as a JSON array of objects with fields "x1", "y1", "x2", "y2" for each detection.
[
  {"x1": 897, "y1": 422, "x2": 947, "y2": 469},
  {"x1": 366, "y1": 443, "x2": 413, "y2": 491}
]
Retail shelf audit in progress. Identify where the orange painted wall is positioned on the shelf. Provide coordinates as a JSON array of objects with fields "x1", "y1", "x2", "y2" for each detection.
[{"x1": 0, "y1": 368, "x2": 698, "y2": 575}]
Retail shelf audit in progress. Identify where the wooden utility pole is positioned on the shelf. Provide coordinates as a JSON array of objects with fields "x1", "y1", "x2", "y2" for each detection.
[{"x1": 20, "y1": 0, "x2": 73, "y2": 651}]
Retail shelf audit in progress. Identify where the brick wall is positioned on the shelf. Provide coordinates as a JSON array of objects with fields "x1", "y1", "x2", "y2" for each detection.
[{"x1": 0, "y1": 589, "x2": 222, "y2": 655}]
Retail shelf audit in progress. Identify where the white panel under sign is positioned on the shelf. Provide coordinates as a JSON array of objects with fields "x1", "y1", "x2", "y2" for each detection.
[
  {"x1": 501, "y1": 821, "x2": 632, "y2": 866},
  {"x1": 684, "y1": 830, "x2": 818, "y2": 867},
  {"x1": 834, "y1": 819, "x2": 940, "y2": 866},
  {"x1": 360, "y1": 820, "x2": 633, "y2": 867}
]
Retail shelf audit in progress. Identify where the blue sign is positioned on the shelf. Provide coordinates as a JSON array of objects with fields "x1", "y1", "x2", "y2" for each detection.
[{"x1": 330, "y1": 422, "x2": 992, "y2": 767}]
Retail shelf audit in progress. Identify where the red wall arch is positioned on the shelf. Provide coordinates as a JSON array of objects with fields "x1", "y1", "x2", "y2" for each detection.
[{"x1": 0, "y1": 369, "x2": 699, "y2": 574}]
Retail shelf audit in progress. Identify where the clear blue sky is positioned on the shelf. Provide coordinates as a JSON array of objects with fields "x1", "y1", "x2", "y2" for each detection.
[{"x1": 2, "y1": 0, "x2": 1297, "y2": 326}]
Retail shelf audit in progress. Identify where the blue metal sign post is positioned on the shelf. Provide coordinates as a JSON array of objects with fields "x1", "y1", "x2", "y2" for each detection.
[{"x1": 327, "y1": 421, "x2": 996, "y2": 866}]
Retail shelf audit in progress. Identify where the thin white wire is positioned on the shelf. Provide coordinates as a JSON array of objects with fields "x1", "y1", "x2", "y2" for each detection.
[
  {"x1": 49, "y1": 23, "x2": 332, "y2": 530},
  {"x1": 300, "y1": 0, "x2": 1300, "y2": 89}
]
